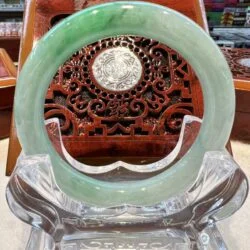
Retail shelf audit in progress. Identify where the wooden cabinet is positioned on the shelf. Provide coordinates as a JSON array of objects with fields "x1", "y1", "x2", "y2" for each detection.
[
  {"x1": 0, "y1": 48, "x2": 16, "y2": 139},
  {"x1": 0, "y1": 2, "x2": 23, "y2": 61}
]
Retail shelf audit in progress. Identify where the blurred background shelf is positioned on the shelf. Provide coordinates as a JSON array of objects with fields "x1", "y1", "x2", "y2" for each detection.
[
  {"x1": 205, "y1": 0, "x2": 250, "y2": 48},
  {"x1": 0, "y1": 1, "x2": 23, "y2": 62},
  {"x1": 0, "y1": 5, "x2": 24, "y2": 12},
  {"x1": 0, "y1": 0, "x2": 24, "y2": 11}
]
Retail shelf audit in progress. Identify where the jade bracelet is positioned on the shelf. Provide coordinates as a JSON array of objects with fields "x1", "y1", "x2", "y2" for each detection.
[{"x1": 14, "y1": 2, "x2": 235, "y2": 206}]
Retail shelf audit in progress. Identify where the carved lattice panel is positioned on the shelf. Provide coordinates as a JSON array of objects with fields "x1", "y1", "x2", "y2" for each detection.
[
  {"x1": 44, "y1": 36, "x2": 203, "y2": 160},
  {"x1": 222, "y1": 48, "x2": 250, "y2": 80},
  {"x1": 45, "y1": 36, "x2": 200, "y2": 139}
]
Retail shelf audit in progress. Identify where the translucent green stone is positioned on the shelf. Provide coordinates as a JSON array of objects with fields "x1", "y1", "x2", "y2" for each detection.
[{"x1": 14, "y1": 2, "x2": 235, "y2": 206}]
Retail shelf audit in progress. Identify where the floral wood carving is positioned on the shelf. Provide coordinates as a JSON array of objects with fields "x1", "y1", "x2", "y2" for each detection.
[
  {"x1": 222, "y1": 48, "x2": 250, "y2": 80},
  {"x1": 45, "y1": 36, "x2": 201, "y2": 141}
]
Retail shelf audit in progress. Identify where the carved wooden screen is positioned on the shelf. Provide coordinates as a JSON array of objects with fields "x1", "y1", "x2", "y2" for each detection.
[
  {"x1": 44, "y1": 24, "x2": 203, "y2": 161},
  {"x1": 221, "y1": 47, "x2": 250, "y2": 141},
  {"x1": 222, "y1": 48, "x2": 250, "y2": 80}
]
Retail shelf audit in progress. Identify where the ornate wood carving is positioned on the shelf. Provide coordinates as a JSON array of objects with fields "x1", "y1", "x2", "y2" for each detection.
[
  {"x1": 44, "y1": 36, "x2": 202, "y2": 159},
  {"x1": 222, "y1": 48, "x2": 250, "y2": 80},
  {"x1": 222, "y1": 48, "x2": 250, "y2": 140}
]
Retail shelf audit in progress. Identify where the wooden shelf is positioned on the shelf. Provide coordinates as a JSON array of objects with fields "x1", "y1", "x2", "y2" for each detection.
[
  {"x1": 210, "y1": 25, "x2": 250, "y2": 29},
  {"x1": 0, "y1": 4, "x2": 24, "y2": 12},
  {"x1": 0, "y1": 35, "x2": 20, "y2": 40}
]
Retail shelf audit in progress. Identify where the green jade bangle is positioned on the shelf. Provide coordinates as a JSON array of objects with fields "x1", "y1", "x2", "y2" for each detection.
[{"x1": 14, "y1": 2, "x2": 235, "y2": 206}]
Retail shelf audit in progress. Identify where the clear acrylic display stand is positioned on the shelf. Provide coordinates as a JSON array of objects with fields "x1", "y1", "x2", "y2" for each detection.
[{"x1": 6, "y1": 116, "x2": 248, "y2": 250}]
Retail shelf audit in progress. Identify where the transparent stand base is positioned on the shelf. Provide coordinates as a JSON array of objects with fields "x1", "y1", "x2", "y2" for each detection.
[
  {"x1": 26, "y1": 224, "x2": 227, "y2": 250},
  {"x1": 6, "y1": 116, "x2": 248, "y2": 250}
]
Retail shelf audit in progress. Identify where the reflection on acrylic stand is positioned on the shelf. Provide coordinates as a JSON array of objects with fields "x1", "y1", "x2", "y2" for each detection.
[{"x1": 6, "y1": 116, "x2": 248, "y2": 250}]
